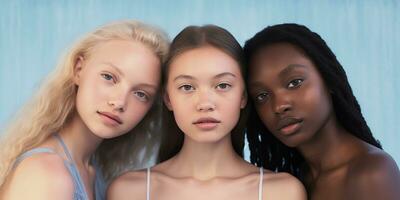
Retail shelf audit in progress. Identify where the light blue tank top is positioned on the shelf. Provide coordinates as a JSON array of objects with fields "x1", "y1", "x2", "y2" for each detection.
[{"x1": 14, "y1": 134, "x2": 106, "y2": 200}]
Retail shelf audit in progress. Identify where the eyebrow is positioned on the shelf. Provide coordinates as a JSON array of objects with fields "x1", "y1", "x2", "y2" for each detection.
[
  {"x1": 248, "y1": 64, "x2": 306, "y2": 89},
  {"x1": 278, "y1": 64, "x2": 306, "y2": 79},
  {"x1": 173, "y1": 72, "x2": 237, "y2": 82},
  {"x1": 133, "y1": 83, "x2": 158, "y2": 92},
  {"x1": 103, "y1": 62, "x2": 124, "y2": 77},
  {"x1": 103, "y1": 62, "x2": 158, "y2": 91},
  {"x1": 214, "y1": 72, "x2": 237, "y2": 79}
]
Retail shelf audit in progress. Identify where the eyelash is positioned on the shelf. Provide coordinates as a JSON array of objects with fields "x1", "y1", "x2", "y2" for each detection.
[
  {"x1": 287, "y1": 78, "x2": 304, "y2": 89},
  {"x1": 133, "y1": 90, "x2": 150, "y2": 102},
  {"x1": 178, "y1": 84, "x2": 194, "y2": 92},
  {"x1": 253, "y1": 79, "x2": 304, "y2": 103},
  {"x1": 178, "y1": 82, "x2": 233, "y2": 93},
  {"x1": 101, "y1": 73, "x2": 116, "y2": 83},
  {"x1": 101, "y1": 72, "x2": 152, "y2": 102},
  {"x1": 254, "y1": 92, "x2": 270, "y2": 103},
  {"x1": 216, "y1": 82, "x2": 232, "y2": 91}
]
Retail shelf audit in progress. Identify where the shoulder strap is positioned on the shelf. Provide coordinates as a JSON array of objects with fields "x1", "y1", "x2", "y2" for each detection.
[
  {"x1": 54, "y1": 134, "x2": 74, "y2": 162},
  {"x1": 258, "y1": 167, "x2": 264, "y2": 200},
  {"x1": 147, "y1": 168, "x2": 151, "y2": 200},
  {"x1": 14, "y1": 147, "x2": 55, "y2": 168},
  {"x1": 54, "y1": 134, "x2": 90, "y2": 200}
]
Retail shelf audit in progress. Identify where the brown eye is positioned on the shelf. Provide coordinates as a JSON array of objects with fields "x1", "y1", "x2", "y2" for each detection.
[
  {"x1": 287, "y1": 79, "x2": 303, "y2": 88},
  {"x1": 255, "y1": 92, "x2": 270, "y2": 103},
  {"x1": 216, "y1": 83, "x2": 231, "y2": 91},
  {"x1": 178, "y1": 84, "x2": 194, "y2": 92}
]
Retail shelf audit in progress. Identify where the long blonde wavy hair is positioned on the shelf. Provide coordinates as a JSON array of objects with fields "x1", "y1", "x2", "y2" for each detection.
[{"x1": 0, "y1": 20, "x2": 169, "y2": 186}]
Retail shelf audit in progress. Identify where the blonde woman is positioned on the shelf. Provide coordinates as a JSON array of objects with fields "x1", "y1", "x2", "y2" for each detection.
[{"x1": 0, "y1": 20, "x2": 169, "y2": 200}]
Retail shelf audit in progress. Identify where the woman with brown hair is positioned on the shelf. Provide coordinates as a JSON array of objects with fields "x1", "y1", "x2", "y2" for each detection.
[{"x1": 108, "y1": 25, "x2": 306, "y2": 200}]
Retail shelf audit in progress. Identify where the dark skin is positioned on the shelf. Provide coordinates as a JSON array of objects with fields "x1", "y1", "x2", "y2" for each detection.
[{"x1": 248, "y1": 42, "x2": 400, "y2": 200}]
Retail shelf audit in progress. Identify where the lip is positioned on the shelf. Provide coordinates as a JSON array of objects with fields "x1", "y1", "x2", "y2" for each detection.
[
  {"x1": 193, "y1": 117, "x2": 221, "y2": 131},
  {"x1": 276, "y1": 117, "x2": 303, "y2": 135},
  {"x1": 97, "y1": 111, "x2": 123, "y2": 125}
]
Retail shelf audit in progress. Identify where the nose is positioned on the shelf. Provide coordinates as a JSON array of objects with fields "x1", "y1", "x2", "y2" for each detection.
[
  {"x1": 107, "y1": 89, "x2": 129, "y2": 112},
  {"x1": 108, "y1": 100, "x2": 125, "y2": 112},
  {"x1": 196, "y1": 89, "x2": 216, "y2": 112},
  {"x1": 272, "y1": 94, "x2": 292, "y2": 115}
]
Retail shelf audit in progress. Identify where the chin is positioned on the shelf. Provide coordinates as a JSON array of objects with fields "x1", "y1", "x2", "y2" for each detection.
[
  {"x1": 90, "y1": 127, "x2": 125, "y2": 139},
  {"x1": 282, "y1": 141, "x2": 300, "y2": 148},
  {"x1": 188, "y1": 131, "x2": 228, "y2": 143},
  {"x1": 280, "y1": 134, "x2": 310, "y2": 148}
]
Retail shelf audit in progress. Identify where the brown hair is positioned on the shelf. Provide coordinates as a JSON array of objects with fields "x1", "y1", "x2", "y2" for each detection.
[{"x1": 158, "y1": 25, "x2": 248, "y2": 162}]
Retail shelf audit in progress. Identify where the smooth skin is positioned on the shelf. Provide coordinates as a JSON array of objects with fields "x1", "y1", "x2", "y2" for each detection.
[
  {"x1": 0, "y1": 40, "x2": 161, "y2": 200},
  {"x1": 108, "y1": 46, "x2": 306, "y2": 200},
  {"x1": 248, "y1": 42, "x2": 400, "y2": 200}
]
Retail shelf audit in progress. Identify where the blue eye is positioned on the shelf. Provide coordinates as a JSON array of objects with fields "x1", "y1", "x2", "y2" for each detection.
[
  {"x1": 178, "y1": 84, "x2": 194, "y2": 92},
  {"x1": 288, "y1": 79, "x2": 303, "y2": 88},
  {"x1": 134, "y1": 91, "x2": 149, "y2": 102},
  {"x1": 216, "y1": 83, "x2": 232, "y2": 91},
  {"x1": 101, "y1": 73, "x2": 114, "y2": 81},
  {"x1": 255, "y1": 92, "x2": 269, "y2": 103}
]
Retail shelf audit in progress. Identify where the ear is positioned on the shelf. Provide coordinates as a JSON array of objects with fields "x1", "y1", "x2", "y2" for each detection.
[
  {"x1": 73, "y1": 56, "x2": 84, "y2": 85},
  {"x1": 163, "y1": 90, "x2": 173, "y2": 111},
  {"x1": 240, "y1": 90, "x2": 248, "y2": 109}
]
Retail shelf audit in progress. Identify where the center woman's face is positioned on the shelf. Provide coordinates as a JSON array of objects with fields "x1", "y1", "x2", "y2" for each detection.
[{"x1": 165, "y1": 46, "x2": 247, "y2": 143}]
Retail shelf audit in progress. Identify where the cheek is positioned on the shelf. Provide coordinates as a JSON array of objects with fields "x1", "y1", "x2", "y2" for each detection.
[
  {"x1": 78, "y1": 76, "x2": 108, "y2": 103},
  {"x1": 170, "y1": 99, "x2": 190, "y2": 127},
  {"x1": 221, "y1": 94, "x2": 242, "y2": 120},
  {"x1": 125, "y1": 101, "x2": 152, "y2": 128},
  {"x1": 256, "y1": 104, "x2": 274, "y2": 129},
  {"x1": 302, "y1": 85, "x2": 331, "y2": 117}
]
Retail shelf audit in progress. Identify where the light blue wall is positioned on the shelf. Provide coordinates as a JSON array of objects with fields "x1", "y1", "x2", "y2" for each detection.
[{"x1": 1, "y1": 0, "x2": 399, "y2": 164}]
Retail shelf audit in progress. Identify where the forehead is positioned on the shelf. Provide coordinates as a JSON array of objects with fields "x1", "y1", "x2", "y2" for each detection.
[
  {"x1": 168, "y1": 46, "x2": 242, "y2": 79},
  {"x1": 251, "y1": 43, "x2": 309, "y2": 66},
  {"x1": 88, "y1": 40, "x2": 156, "y2": 61},
  {"x1": 249, "y1": 43, "x2": 315, "y2": 77},
  {"x1": 86, "y1": 40, "x2": 161, "y2": 83}
]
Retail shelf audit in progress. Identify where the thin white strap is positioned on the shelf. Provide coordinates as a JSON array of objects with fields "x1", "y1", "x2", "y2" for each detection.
[
  {"x1": 258, "y1": 167, "x2": 263, "y2": 200},
  {"x1": 146, "y1": 168, "x2": 150, "y2": 200}
]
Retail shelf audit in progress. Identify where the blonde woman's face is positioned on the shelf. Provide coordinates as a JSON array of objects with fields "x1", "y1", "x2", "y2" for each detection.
[
  {"x1": 165, "y1": 46, "x2": 247, "y2": 143},
  {"x1": 74, "y1": 40, "x2": 161, "y2": 138}
]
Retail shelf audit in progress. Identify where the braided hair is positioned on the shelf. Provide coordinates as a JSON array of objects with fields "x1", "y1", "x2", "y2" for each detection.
[{"x1": 243, "y1": 23, "x2": 382, "y2": 181}]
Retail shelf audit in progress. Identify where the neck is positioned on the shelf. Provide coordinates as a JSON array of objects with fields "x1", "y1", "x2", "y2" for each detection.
[
  {"x1": 167, "y1": 133, "x2": 245, "y2": 181},
  {"x1": 57, "y1": 113, "x2": 102, "y2": 168},
  {"x1": 297, "y1": 115, "x2": 360, "y2": 177}
]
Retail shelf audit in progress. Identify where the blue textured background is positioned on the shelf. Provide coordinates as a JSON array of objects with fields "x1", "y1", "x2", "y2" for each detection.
[{"x1": 1, "y1": 0, "x2": 399, "y2": 165}]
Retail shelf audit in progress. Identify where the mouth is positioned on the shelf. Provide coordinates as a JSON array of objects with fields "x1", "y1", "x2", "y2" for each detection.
[
  {"x1": 193, "y1": 117, "x2": 221, "y2": 130},
  {"x1": 97, "y1": 111, "x2": 123, "y2": 125},
  {"x1": 276, "y1": 117, "x2": 303, "y2": 136}
]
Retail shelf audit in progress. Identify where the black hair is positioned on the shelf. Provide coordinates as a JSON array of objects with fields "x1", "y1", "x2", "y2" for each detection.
[{"x1": 243, "y1": 23, "x2": 382, "y2": 181}]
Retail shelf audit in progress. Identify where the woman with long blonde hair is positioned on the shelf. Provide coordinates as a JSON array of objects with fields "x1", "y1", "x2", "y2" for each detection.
[{"x1": 0, "y1": 20, "x2": 169, "y2": 200}]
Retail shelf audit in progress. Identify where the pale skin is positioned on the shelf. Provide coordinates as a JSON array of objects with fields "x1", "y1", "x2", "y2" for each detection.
[
  {"x1": 108, "y1": 46, "x2": 306, "y2": 200},
  {"x1": 0, "y1": 39, "x2": 161, "y2": 200},
  {"x1": 248, "y1": 43, "x2": 400, "y2": 200}
]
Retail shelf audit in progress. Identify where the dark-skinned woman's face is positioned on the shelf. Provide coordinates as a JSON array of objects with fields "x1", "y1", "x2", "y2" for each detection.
[{"x1": 248, "y1": 43, "x2": 334, "y2": 147}]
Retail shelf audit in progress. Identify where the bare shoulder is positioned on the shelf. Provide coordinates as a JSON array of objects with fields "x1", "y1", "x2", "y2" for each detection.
[
  {"x1": 107, "y1": 169, "x2": 148, "y2": 200},
  {"x1": 346, "y1": 149, "x2": 400, "y2": 199},
  {"x1": 349, "y1": 149, "x2": 400, "y2": 183},
  {"x1": 263, "y1": 170, "x2": 306, "y2": 200},
  {"x1": 2, "y1": 153, "x2": 73, "y2": 200}
]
